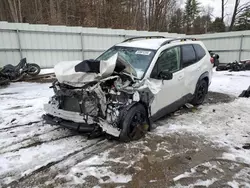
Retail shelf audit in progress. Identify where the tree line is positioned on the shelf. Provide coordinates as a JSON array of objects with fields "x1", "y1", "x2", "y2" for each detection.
[{"x1": 0, "y1": 0, "x2": 249, "y2": 34}]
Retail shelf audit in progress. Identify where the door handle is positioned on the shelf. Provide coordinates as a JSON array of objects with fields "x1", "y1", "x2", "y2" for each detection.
[{"x1": 178, "y1": 75, "x2": 184, "y2": 80}]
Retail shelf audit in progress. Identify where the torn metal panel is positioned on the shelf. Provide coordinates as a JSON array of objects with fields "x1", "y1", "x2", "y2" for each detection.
[
  {"x1": 44, "y1": 101, "x2": 120, "y2": 137},
  {"x1": 54, "y1": 53, "x2": 138, "y2": 87},
  {"x1": 93, "y1": 84, "x2": 107, "y2": 116},
  {"x1": 44, "y1": 52, "x2": 164, "y2": 137}
]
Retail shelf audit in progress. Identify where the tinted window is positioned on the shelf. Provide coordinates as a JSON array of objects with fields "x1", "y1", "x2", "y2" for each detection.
[
  {"x1": 151, "y1": 46, "x2": 181, "y2": 78},
  {"x1": 181, "y1": 45, "x2": 196, "y2": 68},
  {"x1": 193, "y1": 44, "x2": 206, "y2": 60}
]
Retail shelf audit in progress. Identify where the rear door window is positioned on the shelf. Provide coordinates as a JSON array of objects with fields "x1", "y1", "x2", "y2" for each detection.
[
  {"x1": 181, "y1": 45, "x2": 197, "y2": 68},
  {"x1": 193, "y1": 44, "x2": 206, "y2": 60}
]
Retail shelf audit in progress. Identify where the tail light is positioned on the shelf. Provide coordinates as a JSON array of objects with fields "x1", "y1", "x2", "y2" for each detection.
[{"x1": 210, "y1": 57, "x2": 214, "y2": 64}]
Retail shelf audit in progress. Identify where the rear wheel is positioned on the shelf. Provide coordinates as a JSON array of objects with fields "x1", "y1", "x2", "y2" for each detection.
[
  {"x1": 119, "y1": 103, "x2": 149, "y2": 142},
  {"x1": 27, "y1": 63, "x2": 41, "y2": 76},
  {"x1": 191, "y1": 79, "x2": 208, "y2": 105}
]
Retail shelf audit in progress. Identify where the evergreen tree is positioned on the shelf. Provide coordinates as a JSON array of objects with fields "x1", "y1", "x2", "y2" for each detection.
[
  {"x1": 169, "y1": 9, "x2": 184, "y2": 33},
  {"x1": 184, "y1": 0, "x2": 200, "y2": 33},
  {"x1": 209, "y1": 17, "x2": 226, "y2": 33}
]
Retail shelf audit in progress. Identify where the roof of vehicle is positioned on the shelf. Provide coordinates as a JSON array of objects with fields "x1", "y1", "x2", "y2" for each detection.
[
  {"x1": 115, "y1": 37, "x2": 200, "y2": 50},
  {"x1": 116, "y1": 38, "x2": 171, "y2": 50}
]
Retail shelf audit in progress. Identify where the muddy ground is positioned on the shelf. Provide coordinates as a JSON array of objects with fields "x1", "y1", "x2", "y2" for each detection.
[{"x1": 1, "y1": 91, "x2": 247, "y2": 188}]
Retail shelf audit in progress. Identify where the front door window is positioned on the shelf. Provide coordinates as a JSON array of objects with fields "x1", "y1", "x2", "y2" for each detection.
[{"x1": 151, "y1": 46, "x2": 181, "y2": 78}]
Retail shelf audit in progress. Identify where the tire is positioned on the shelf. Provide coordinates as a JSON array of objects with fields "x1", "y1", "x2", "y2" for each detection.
[
  {"x1": 119, "y1": 103, "x2": 149, "y2": 142},
  {"x1": 27, "y1": 63, "x2": 41, "y2": 76},
  {"x1": 239, "y1": 90, "x2": 247, "y2": 98},
  {"x1": 191, "y1": 79, "x2": 208, "y2": 106},
  {"x1": 0, "y1": 77, "x2": 10, "y2": 86}
]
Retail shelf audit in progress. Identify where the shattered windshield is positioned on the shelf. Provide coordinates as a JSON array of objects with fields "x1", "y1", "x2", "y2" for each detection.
[{"x1": 96, "y1": 46, "x2": 156, "y2": 79}]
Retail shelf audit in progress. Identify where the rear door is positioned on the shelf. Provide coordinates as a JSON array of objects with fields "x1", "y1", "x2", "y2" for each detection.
[
  {"x1": 150, "y1": 46, "x2": 185, "y2": 118},
  {"x1": 181, "y1": 44, "x2": 205, "y2": 95}
]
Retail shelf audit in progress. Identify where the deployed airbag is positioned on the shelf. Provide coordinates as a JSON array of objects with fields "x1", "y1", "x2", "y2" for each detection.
[{"x1": 75, "y1": 59, "x2": 100, "y2": 73}]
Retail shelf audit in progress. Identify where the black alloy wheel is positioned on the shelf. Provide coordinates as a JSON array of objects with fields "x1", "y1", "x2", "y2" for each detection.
[
  {"x1": 191, "y1": 79, "x2": 208, "y2": 105},
  {"x1": 119, "y1": 103, "x2": 149, "y2": 142}
]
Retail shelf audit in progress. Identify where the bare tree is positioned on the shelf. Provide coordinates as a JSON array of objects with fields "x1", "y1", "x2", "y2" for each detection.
[
  {"x1": 221, "y1": 0, "x2": 224, "y2": 20},
  {"x1": 0, "y1": 0, "x2": 177, "y2": 32},
  {"x1": 221, "y1": 0, "x2": 229, "y2": 21},
  {"x1": 7, "y1": 0, "x2": 19, "y2": 22},
  {"x1": 230, "y1": 0, "x2": 250, "y2": 31}
]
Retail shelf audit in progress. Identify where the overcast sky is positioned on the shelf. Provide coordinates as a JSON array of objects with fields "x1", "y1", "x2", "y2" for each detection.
[{"x1": 179, "y1": 0, "x2": 249, "y2": 24}]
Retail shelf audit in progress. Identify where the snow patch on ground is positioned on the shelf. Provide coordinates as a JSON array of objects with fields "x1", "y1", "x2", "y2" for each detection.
[
  {"x1": 0, "y1": 136, "x2": 95, "y2": 185},
  {"x1": 209, "y1": 70, "x2": 250, "y2": 96},
  {"x1": 0, "y1": 82, "x2": 53, "y2": 129},
  {"x1": 39, "y1": 68, "x2": 54, "y2": 75},
  {"x1": 58, "y1": 150, "x2": 132, "y2": 185},
  {"x1": 54, "y1": 140, "x2": 150, "y2": 186},
  {"x1": 157, "y1": 70, "x2": 250, "y2": 187},
  {"x1": 0, "y1": 70, "x2": 249, "y2": 187},
  {"x1": 155, "y1": 98, "x2": 250, "y2": 165},
  {"x1": 174, "y1": 178, "x2": 218, "y2": 188},
  {"x1": 227, "y1": 167, "x2": 250, "y2": 188}
]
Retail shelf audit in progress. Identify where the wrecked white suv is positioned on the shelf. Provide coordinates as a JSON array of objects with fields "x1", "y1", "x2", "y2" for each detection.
[{"x1": 43, "y1": 36, "x2": 213, "y2": 141}]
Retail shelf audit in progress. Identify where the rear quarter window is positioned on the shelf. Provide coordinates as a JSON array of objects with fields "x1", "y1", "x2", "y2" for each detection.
[{"x1": 193, "y1": 44, "x2": 206, "y2": 60}]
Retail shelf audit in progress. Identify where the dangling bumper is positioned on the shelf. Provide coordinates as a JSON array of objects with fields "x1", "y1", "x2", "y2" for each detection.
[{"x1": 43, "y1": 103, "x2": 120, "y2": 137}]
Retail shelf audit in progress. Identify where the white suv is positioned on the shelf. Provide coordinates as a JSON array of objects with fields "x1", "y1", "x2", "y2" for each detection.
[{"x1": 43, "y1": 36, "x2": 213, "y2": 141}]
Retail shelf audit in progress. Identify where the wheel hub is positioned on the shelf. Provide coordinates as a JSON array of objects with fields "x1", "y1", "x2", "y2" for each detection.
[{"x1": 129, "y1": 112, "x2": 148, "y2": 140}]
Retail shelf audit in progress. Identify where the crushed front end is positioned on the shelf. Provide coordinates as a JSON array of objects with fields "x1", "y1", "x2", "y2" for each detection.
[
  {"x1": 43, "y1": 53, "x2": 161, "y2": 139},
  {"x1": 44, "y1": 77, "x2": 132, "y2": 137}
]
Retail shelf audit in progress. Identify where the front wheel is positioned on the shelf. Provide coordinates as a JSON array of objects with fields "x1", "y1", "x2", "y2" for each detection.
[
  {"x1": 191, "y1": 79, "x2": 208, "y2": 105},
  {"x1": 119, "y1": 103, "x2": 149, "y2": 142},
  {"x1": 27, "y1": 63, "x2": 41, "y2": 76}
]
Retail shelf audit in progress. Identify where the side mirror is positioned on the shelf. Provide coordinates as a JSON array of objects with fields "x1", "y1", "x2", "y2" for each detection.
[{"x1": 158, "y1": 70, "x2": 173, "y2": 80}]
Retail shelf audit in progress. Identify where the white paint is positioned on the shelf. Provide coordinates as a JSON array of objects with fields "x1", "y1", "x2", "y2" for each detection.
[{"x1": 148, "y1": 41, "x2": 213, "y2": 115}]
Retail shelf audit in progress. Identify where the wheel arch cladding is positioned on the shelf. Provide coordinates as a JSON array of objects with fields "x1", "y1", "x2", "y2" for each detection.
[
  {"x1": 138, "y1": 101, "x2": 152, "y2": 131},
  {"x1": 198, "y1": 72, "x2": 209, "y2": 93}
]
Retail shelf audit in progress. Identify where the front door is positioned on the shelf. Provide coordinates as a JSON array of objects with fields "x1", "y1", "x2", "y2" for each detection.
[{"x1": 150, "y1": 46, "x2": 184, "y2": 118}]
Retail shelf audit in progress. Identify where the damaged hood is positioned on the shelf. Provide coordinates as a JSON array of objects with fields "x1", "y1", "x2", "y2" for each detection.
[{"x1": 54, "y1": 53, "x2": 137, "y2": 86}]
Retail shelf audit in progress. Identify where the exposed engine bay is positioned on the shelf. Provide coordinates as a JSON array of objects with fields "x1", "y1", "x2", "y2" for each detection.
[{"x1": 44, "y1": 53, "x2": 162, "y2": 138}]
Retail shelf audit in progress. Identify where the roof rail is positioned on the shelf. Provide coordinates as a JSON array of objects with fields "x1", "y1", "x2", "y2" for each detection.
[
  {"x1": 161, "y1": 38, "x2": 197, "y2": 46},
  {"x1": 123, "y1": 36, "x2": 166, "y2": 43}
]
